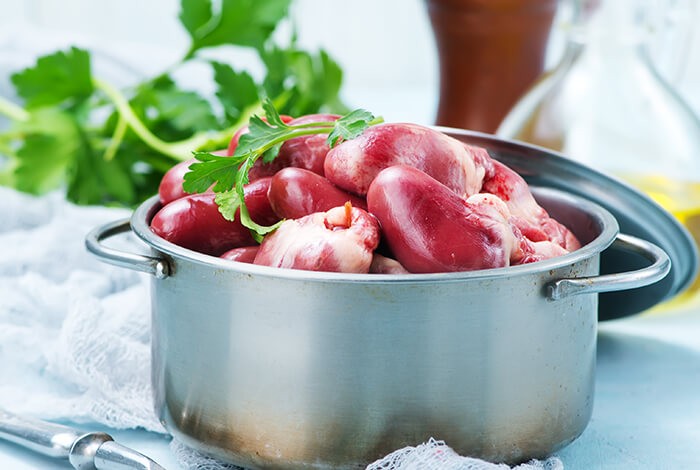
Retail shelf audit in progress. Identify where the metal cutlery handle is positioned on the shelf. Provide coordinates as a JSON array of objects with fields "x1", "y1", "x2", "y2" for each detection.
[
  {"x1": 0, "y1": 408, "x2": 114, "y2": 469},
  {"x1": 95, "y1": 441, "x2": 165, "y2": 470},
  {"x1": 0, "y1": 408, "x2": 84, "y2": 458},
  {"x1": 0, "y1": 409, "x2": 166, "y2": 470}
]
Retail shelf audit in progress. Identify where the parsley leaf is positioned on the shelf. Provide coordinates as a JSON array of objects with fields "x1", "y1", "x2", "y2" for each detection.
[
  {"x1": 212, "y1": 62, "x2": 259, "y2": 122},
  {"x1": 179, "y1": 0, "x2": 212, "y2": 39},
  {"x1": 149, "y1": 87, "x2": 220, "y2": 134},
  {"x1": 183, "y1": 100, "x2": 381, "y2": 236},
  {"x1": 214, "y1": 189, "x2": 242, "y2": 221},
  {"x1": 261, "y1": 46, "x2": 348, "y2": 117},
  {"x1": 182, "y1": 0, "x2": 291, "y2": 54},
  {"x1": 317, "y1": 50, "x2": 345, "y2": 111},
  {"x1": 235, "y1": 115, "x2": 290, "y2": 159},
  {"x1": 327, "y1": 109, "x2": 376, "y2": 147},
  {"x1": 10, "y1": 47, "x2": 93, "y2": 109},
  {"x1": 66, "y1": 133, "x2": 109, "y2": 205},
  {"x1": 11, "y1": 108, "x2": 81, "y2": 194},
  {"x1": 185, "y1": 151, "x2": 239, "y2": 193}
]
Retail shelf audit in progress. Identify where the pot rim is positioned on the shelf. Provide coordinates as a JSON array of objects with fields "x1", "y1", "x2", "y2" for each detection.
[{"x1": 130, "y1": 186, "x2": 619, "y2": 283}]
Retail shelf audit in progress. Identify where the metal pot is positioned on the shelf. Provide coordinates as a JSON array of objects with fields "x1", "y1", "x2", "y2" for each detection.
[{"x1": 86, "y1": 185, "x2": 669, "y2": 468}]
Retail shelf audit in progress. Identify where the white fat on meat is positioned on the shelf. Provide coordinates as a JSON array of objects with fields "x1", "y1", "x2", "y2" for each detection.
[
  {"x1": 465, "y1": 193, "x2": 521, "y2": 265},
  {"x1": 466, "y1": 192, "x2": 576, "y2": 265},
  {"x1": 481, "y1": 161, "x2": 581, "y2": 252},
  {"x1": 369, "y1": 254, "x2": 410, "y2": 274},
  {"x1": 254, "y1": 205, "x2": 380, "y2": 273}
]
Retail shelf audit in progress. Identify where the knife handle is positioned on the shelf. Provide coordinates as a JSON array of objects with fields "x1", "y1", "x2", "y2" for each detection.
[{"x1": 0, "y1": 408, "x2": 113, "y2": 468}]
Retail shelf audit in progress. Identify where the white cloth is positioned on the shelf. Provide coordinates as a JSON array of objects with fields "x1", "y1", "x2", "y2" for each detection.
[
  {"x1": 0, "y1": 187, "x2": 162, "y2": 432},
  {"x1": 170, "y1": 438, "x2": 563, "y2": 470},
  {"x1": 0, "y1": 187, "x2": 562, "y2": 469},
  {"x1": 366, "y1": 439, "x2": 563, "y2": 470}
]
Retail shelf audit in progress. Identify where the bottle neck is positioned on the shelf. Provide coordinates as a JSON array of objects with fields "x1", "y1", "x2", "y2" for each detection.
[{"x1": 565, "y1": 0, "x2": 656, "y2": 47}]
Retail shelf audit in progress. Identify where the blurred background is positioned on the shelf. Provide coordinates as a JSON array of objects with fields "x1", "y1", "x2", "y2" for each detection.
[
  {"x1": 0, "y1": 0, "x2": 439, "y2": 123},
  {"x1": 1, "y1": 0, "x2": 700, "y2": 123}
]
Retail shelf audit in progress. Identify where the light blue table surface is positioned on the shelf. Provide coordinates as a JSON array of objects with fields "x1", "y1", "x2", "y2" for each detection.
[{"x1": 1, "y1": 300, "x2": 699, "y2": 469}]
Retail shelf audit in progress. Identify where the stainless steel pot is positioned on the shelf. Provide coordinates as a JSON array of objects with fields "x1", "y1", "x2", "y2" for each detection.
[{"x1": 86, "y1": 186, "x2": 670, "y2": 469}]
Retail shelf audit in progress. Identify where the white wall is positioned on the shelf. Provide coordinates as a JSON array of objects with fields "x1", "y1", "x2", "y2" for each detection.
[{"x1": 1, "y1": 0, "x2": 699, "y2": 124}]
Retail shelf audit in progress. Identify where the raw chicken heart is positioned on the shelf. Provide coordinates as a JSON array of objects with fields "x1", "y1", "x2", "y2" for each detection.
[
  {"x1": 367, "y1": 166, "x2": 517, "y2": 273},
  {"x1": 254, "y1": 204, "x2": 380, "y2": 273},
  {"x1": 268, "y1": 167, "x2": 367, "y2": 219},
  {"x1": 150, "y1": 177, "x2": 277, "y2": 256},
  {"x1": 324, "y1": 123, "x2": 492, "y2": 197}
]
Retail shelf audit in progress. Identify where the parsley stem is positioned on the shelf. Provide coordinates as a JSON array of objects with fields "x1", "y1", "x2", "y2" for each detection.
[
  {"x1": 289, "y1": 116, "x2": 383, "y2": 131},
  {"x1": 94, "y1": 78, "x2": 262, "y2": 162},
  {"x1": 103, "y1": 114, "x2": 127, "y2": 161},
  {"x1": 255, "y1": 115, "x2": 384, "y2": 154},
  {"x1": 166, "y1": 101, "x2": 263, "y2": 157},
  {"x1": 174, "y1": 93, "x2": 291, "y2": 156},
  {"x1": 0, "y1": 95, "x2": 29, "y2": 122},
  {"x1": 93, "y1": 78, "x2": 186, "y2": 160},
  {"x1": 0, "y1": 137, "x2": 15, "y2": 157},
  {"x1": 263, "y1": 127, "x2": 334, "y2": 149},
  {"x1": 289, "y1": 121, "x2": 337, "y2": 129}
]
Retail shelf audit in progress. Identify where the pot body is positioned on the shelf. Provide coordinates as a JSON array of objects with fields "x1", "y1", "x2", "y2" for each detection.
[
  {"x1": 151, "y1": 257, "x2": 597, "y2": 468},
  {"x1": 143, "y1": 189, "x2": 609, "y2": 468}
]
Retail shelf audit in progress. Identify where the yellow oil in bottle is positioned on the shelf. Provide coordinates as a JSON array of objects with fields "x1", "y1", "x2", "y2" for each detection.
[{"x1": 616, "y1": 173, "x2": 700, "y2": 309}]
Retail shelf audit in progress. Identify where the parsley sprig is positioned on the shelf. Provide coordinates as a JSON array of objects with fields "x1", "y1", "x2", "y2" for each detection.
[
  {"x1": 0, "y1": 0, "x2": 348, "y2": 206},
  {"x1": 183, "y1": 99, "x2": 381, "y2": 240}
]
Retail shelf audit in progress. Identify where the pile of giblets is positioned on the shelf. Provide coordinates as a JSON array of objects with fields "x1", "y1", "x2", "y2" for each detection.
[{"x1": 150, "y1": 114, "x2": 580, "y2": 274}]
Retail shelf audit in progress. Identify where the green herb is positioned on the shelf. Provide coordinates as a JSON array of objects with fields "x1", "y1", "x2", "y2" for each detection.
[
  {"x1": 183, "y1": 99, "x2": 381, "y2": 240},
  {"x1": 0, "y1": 0, "x2": 348, "y2": 206}
]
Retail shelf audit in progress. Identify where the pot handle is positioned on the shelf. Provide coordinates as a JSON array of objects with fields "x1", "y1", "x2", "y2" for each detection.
[
  {"x1": 547, "y1": 233, "x2": 671, "y2": 300},
  {"x1": 85, "y1": 219, "x2": 170, "y2": 279}
]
